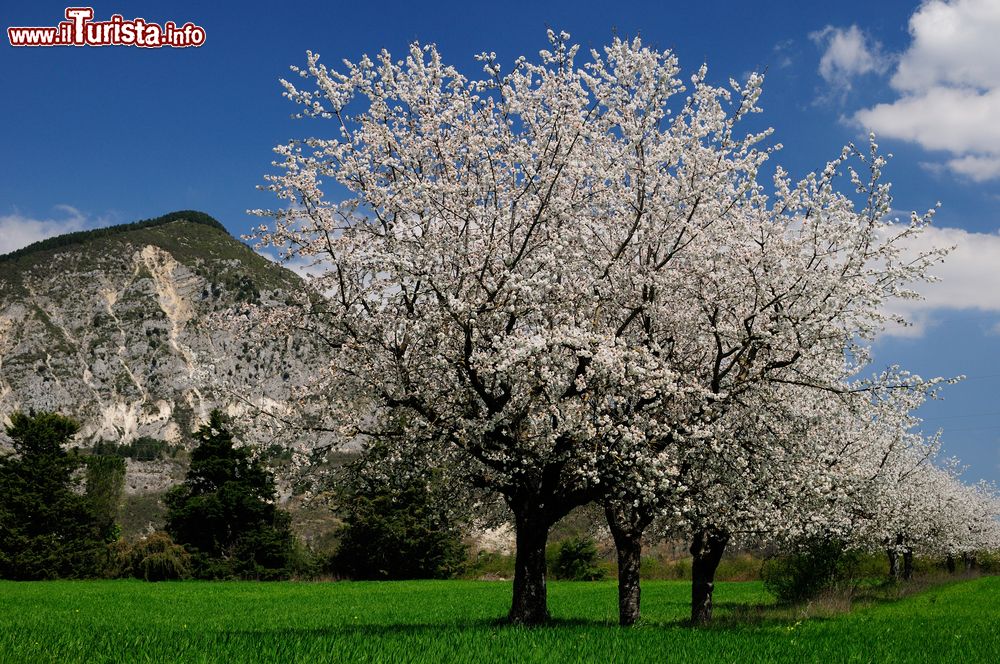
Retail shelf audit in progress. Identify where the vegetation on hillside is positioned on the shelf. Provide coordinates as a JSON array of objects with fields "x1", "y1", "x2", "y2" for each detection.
[
  {"x1": 0, "y1": 210, "x2": 299, "y2": 298},
  {"x1": 0, "y1": 210, "x2": 226, "y2": 263}
]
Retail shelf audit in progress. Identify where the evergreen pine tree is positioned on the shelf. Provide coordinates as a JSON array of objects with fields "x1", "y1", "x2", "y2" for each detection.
[
  {"x1": 0, "y1": 411, "x2": 110, "y2": 579},
  {"x1": 165, "y1": 410, "x2": 296, "y2": 579}
]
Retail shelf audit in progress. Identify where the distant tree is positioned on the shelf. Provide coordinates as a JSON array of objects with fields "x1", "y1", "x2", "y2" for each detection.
[
  {"x1": 0, "y1": 411, "x2": 110, "y2": 579},
  {"x1": 330, "y1": 480, "x2": 468, "y2": 580},
  {"x1": 550, "y1": 535, "x2": 606, "y2": 581},
  {"x1": 90, "y1": 437, "x2": 170, "y2": 461},
  {"x1": 165, "y1": 410, "x2": 296, "y2": 579},
  {"x1": 84, "y1": 454, "x2": 126, "y2": 542}
]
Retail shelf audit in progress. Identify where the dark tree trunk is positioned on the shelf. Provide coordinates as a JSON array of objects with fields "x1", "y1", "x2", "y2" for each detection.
[
  {"x1": 604, "y1": 503, "x2": 651, "y2": 626},
  {"x1": 962, "y1": 553, "x2": 975, "y2": 573},
  {"x1": 690, "y1": 529, "x2": 729, "y2": 625},
  {"x1": 946, "y1": 554, "x2": 956, "y2": 574},
  {"x1": 508, "y1": 511, "x2": 552, "y2": 625},
  {"x1": 902, "y1": 549, "x2": 914, "y2": 581}
]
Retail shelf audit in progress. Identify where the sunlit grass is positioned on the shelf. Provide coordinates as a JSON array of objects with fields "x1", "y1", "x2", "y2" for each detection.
[{"x1": 1, "y1": 577, "x2": 997, "y2": 662}]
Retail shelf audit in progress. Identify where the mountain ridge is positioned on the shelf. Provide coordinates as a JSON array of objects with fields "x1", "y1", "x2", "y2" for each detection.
[
  {"x1": 0, "y1": 210, "x2": 230, "y2": 263},
  {"x1": 0, "y1": 211, "x2": 318, "y2": 456}
]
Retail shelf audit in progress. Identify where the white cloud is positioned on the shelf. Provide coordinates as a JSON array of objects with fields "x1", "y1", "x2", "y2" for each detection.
[
  {"x1": 810, "y1": 25, "x2": 889, "y2": 93},
  {"x1": 772, "y1": 39, "x2": 795, "y2": 70},
  {"x1": 0, "y1": 206, "x2": 90, "y2": 255},
  {"x1": 859, "y1": 87, "x2": 1000, "y2": 155},
  {"x1": 855, "y1": 0, "x2": 1000, "y2": 180},
  {"x1": 890, "y1": 0, "x2": 1000, "y2": 93},
  {"x1": 883, "y1": 224, "x2": 1000, "y2": 337},
  {"x1": 946, "y1": 155, "x2": 1000, "y2": 182}
]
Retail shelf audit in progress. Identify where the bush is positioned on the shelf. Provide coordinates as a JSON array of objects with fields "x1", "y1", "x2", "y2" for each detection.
[
  {"x1": 716, "y1": 553, "x2": 761, "y2": 581},
  {"x1": 112, "y1": 532, "x2": 192, "y2": 581},
  {"x1": 330, "y1": 483, "x2": 468, "y2": 580},
  {"x1": 550, "y1": 536, "x2": 607, "y2": 581},
  {"x1": 762, "y1": 538, "x2": 860, "y2": 603},
  {"x1": 977, "y1": 550, "x2": 1000, "y2": 574},
  {"x1": 462, "y1": 550, "x2": 516, "y2": 579},
  {"x1": 639, "y1": 555, "x2": 692, "y2": 580}
]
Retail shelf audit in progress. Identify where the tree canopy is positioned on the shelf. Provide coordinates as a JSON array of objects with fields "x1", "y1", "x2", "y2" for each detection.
[{"x1": 252, "y1": 31, "x2": 1000, "y2": 625}]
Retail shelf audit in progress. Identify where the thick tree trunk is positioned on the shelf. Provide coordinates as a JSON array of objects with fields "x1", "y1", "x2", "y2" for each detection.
[
  {"x1": 962, "y1": 553, "x2": 975, "y2": 573},
  {"x1": 902, "y1": 549, "x2": 914, "y2": 581},
  {"x1": 690, "y1": 529, "x2": 729, "y2": 625},
  {"x1": 508, "y1": 512, "x2": 551, "y2": 625},
  {"x1": 946, "y1": 554, "x2": 956, "y2": 574},
  {"x1": 604, "y1": 503, "x2": 649, "y2": 626}
]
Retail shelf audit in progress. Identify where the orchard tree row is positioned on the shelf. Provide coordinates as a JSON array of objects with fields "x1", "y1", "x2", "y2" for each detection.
[{"x1": 248, "y1": 31, "x2": 1000, "y2": 625}]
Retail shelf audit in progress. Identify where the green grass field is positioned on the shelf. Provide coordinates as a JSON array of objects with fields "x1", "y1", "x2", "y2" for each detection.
[{"x1": 1, "y1": 577, "x2": 998, "y2": 663}]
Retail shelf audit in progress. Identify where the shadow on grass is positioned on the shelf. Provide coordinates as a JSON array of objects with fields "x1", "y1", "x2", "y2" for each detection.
[
  {"x1": 201, "y1": 612, "x2": 797, "y2": 639},
  {"x1": 193, "y1": 573, "x2": 985, "y2": 639}
]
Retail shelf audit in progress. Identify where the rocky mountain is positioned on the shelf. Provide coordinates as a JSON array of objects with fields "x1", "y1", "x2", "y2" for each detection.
[{"x1": 0, "y1": 211, "x2": 323, "y2": 495}]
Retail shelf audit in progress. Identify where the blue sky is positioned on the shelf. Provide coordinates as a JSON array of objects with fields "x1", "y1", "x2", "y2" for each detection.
[{"x1": 2, "y1": 1, "x2": 1000, "y2": 482}]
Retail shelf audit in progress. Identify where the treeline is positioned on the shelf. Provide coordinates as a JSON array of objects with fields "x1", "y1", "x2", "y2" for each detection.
[
  {"x1": 0, "y1": 410, "x2": 473, "y2": 582},
  {"x1": 0, "y1": 210, "x2": 227, "y2": 263},
  {"x1": 0, "y1": 410, "x2": 304, "y2": 580},
  {"x1": 91, "y1": 437, "x2": 182, "y2": 462},
  {"x1": 2, "y1": 410, "x2": 995, "y2": 589}
]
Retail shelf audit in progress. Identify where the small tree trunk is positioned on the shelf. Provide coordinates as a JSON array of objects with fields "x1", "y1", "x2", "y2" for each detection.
[
  {"x1": 887, "y1": 533, "x2": 904, "y2": 581},
  {"x1": 962, "y1": 553, "x2": 975, "y2": 573},
  {"x1": 887, "y1": 549, "x2": 900, "y2": 580},
  {"x1": 508, "y1": 512, "x2": 551, "y2": 625},
  {"x1": 690, "y1": 529, "x2": 729, "y2": 625},
  {"x1": 605, "y1": 503, "x2": 649, "y2": 626},
  {"x1": 902, "y1": 549, "x2": 913, "y2": 581},
  {"x1": 946, "y1": 554, "x2": 956, "y2": 574}
]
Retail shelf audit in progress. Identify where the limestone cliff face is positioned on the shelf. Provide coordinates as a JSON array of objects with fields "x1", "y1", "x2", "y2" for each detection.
[{"x1": 0, "y1": 213, "x2": 318, "y2": 456}]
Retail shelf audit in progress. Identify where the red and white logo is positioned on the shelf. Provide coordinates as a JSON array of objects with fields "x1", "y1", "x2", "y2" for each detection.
[{"x1": 8, "y1": 7, "x2": 206, "y2": 48}]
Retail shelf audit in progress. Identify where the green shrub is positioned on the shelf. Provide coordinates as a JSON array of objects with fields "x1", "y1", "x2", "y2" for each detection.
[
  {"x1": 716, "y1": 553, "x2": 761, "y2": 581},
  {"x1": 329, "y1": 483, "x2": 468, "y2": 580},
  {"x1": 111, "y1": 531, "x2": 191, "y2": 581},
  {"x1": 550, "y1": 536, "x2": 607, "y2": 581},
  {"x1": 462, "y1": 550, "x2": 516, "y2": 579},
  {"x1": 640, "y1": 555, "x2": 692, "y2": 580},
  {"x1": 762, "y1": 538, "x2": 860, "y2": 603},
  {"x1": 977, "y1": 550, "x2": 1000, "y2": 573}
]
